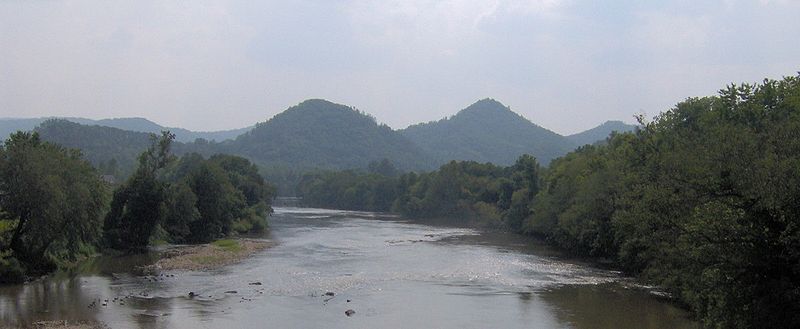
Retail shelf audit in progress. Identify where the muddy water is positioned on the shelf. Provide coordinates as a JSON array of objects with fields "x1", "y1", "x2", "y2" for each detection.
[{"x1": 0, "y1": 208, "x2": 697, "y2": 328}]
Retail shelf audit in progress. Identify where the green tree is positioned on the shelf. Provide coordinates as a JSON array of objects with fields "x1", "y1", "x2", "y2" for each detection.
[
  {"x1": 0, "y1": 132, "x2": 107, "y2": 280},
  {"x1": 103, "y1": 131, "x2": 175, "y2": 251},
  {"x1": 185, "y1": 161, "x2": 244, "y2": 243}
]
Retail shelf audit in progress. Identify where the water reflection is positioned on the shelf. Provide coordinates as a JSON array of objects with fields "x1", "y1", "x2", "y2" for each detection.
[
  {"x1": 1, "y1": 207, "x2": 697, "y2": 328},
  {"x1": 539, "y1": 284, "x2": 698, "y2": 329}
]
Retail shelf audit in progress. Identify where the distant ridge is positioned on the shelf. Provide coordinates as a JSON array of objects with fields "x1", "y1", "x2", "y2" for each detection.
[
  {"x1": 566, "y1": 120, "x2": 638, "y2": 146},
  {"x1": 12, "y1": 99, "x2": 637, "y2": 175},
  {"x1": 400, "y1": 98, "x2": 576, "y2": 165},
  {"x1": 0, "y1": 117, "x2": 250, "y2": 143}
]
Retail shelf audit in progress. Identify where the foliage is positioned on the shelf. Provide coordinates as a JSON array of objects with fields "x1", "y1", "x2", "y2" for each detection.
[
  {"x1": 163, "y1": 153, "x2": 274, "y2": 243},
  {"x1": 103, "y1": 131, "x2": 175, "y2": 251},
  {"x1": 526, "y1": 76, "x2": 800, "y2": 328},
  {"x1": 295, "y1": 75, "x2": 800, "y2": 328},
  {"x1": 297, "y1": 169, "x2": 401, "y2": 212},
  {"x1": 299, "y1": 155, "x2": 542, "y2": 229},
  {"x1": 0, "y1": 131, "x2": 108, "y2": 279},
  {"x1": 99, "y1": 128, "x2": 275, "y2": 249}
]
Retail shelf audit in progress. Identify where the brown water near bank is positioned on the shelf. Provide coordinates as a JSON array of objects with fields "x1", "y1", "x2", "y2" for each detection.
[{"x1": 1, "y1": 207, "x2": 697, "y2": 329}]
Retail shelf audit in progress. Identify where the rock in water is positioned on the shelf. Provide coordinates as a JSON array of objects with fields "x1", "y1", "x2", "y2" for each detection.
[
  {"x1": 324, "y1": 292, "x2": 335, "y2": 296},
  {"x1": 345, "y1": 309, "x2": 355, "y2": 317}
]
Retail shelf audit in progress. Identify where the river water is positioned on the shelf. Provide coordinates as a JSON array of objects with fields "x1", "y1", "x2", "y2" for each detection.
[{"x1": 0, "y1": 208, "x2": 697, "y2": 328}]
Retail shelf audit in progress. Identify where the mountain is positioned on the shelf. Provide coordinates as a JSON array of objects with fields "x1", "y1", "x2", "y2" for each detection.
[
  {"x1": 567, "y1": 120, "x2": 638, "y2": 146},
  {"x1": 0, "y1": 117, "x2": 250, "y2": 143},
  {"x1": 22, "y1": 99, "x2": 633, "y2": 180},
  {"x1": 400, "y1": 99, "x2": 576, "y2": 165},
  {"x1": 34, "y1": 119, "x2": 157, "y2": 177},
  {"x1": 228, "y1": 99, "x2": 434, "y2": 170}
]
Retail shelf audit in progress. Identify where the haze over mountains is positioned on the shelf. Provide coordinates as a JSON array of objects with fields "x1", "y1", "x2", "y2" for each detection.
[
  {"x1": 0, "y1": 117, "x2": 250, "y2": 143},
  {"x1": 566, "y1": 120, "x2": 638, "y2": 146},
  {"x1": 5, "y1": 98, "x2": 636, "y2": 177},
  {"x1": 227, "y1": 99, "x2": 435, "y2": 170},
  {"x1": 400, "y1": 99, "x2": 577, "y2": 165}
]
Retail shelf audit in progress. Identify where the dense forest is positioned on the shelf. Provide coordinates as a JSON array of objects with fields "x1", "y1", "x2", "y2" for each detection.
[
  {"x1": 0, "y1": 131, "x2": 274, "y2": 282},
  {"x1": 297, "y1": 75, "x2": 800, "y2": 328}
]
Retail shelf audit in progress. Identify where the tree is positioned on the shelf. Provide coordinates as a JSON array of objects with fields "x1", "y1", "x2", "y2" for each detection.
[
  {"x1": 185, "y1": 161, "x2": 244, "y2": 243},
  {"x1": 103, "y1": 131, "x2": 175, "y2": 251},
  {"x1": 0, "y1": 131, "x2": 107, "y2": 280}
]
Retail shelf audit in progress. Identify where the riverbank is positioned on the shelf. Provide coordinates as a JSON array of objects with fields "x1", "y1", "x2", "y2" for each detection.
[
  {"x1": 9, "y1": 320, "x2": 108, "y2": 329},
  {"x1": 141, "y1": 238, "x2": 272, "y2": 273}
]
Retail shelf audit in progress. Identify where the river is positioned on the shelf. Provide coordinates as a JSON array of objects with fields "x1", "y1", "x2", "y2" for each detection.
[{"x1": 0, "y1": 207, "x2": 697, "y2": 328}]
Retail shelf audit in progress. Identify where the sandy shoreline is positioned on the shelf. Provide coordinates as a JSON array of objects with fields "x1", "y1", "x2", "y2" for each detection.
[{"x1": 141, "y1": 239, "x2": 272, "y2": 273}]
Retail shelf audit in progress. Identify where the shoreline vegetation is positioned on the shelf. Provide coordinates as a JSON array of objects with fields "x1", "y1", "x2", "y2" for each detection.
[
  {"x1": 296, "y1": 75, "x2": 800, "y2": 328},
  {"x1": 1, "y1": 73, "x2": 798, "y2": 328},
  {"x1": 0, "y1": 130, "x2": 276, "y2": 285}
]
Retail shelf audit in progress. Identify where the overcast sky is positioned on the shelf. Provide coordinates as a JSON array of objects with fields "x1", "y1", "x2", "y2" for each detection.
[{"x1": 1, "y1": 1, "x2": 798, "y2": 134}]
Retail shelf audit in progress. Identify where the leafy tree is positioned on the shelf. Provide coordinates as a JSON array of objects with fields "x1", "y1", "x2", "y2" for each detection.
[
  {"x1": 185, "y1": 161, "x2": 244, "y2": 243},
  {"x1": 0, "y1": 132, "x2": 107, "y2": 280},
  {"x1": 103, "y1": 131, "x2": 175, "y2": 251},
  {"x1": 162, "y1": 183, "x2": 200, "y2": 243}
]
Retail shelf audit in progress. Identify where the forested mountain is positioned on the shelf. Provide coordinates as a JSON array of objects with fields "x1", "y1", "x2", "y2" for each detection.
[
  {"x1": 34, "y1": 120, "x2": 157, "y2": 177},
  {"x1": 0, "y1": 117, "x2": 250, "y2": 143},
  {"x1": 228, "y1": 99, "x2": 435, "y2": 171},
  {"x1": 566, "y1": 120, "x2": 637, "y2": 146},
  {"x1": 400, "y1": 99, "x2": 576, "y2": 165},
  {"x1": 18, "y1": 99, "x2": 632, "y2": 183}
]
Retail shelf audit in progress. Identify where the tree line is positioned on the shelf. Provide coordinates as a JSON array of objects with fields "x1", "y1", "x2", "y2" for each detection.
[
  {"x1": 1, "y1": 131, "x2": 274, "y2": 283},
  {"x1": 297, "y1": 75, "x2": 800, "y2": 328}
]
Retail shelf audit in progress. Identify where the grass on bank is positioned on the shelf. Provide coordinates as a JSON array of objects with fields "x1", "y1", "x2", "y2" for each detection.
[{"x1": 211, "y1": 239, "x2": 244, "y2": 252}]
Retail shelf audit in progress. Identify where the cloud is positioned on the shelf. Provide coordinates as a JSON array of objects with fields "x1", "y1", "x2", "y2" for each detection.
[{"x1": 1, "y1": 0, "x2": 798, "y2": 134}]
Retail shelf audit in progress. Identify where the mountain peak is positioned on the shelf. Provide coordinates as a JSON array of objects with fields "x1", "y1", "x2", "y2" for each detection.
[
  {"x1": 296, "y1": 98, "x2": 339, "y2": 107},
  {"x1": 459, "y1": 98, "x2": 510, "y2": 115},
  {"x1": 234, "y1": 100, "x2": 430, "y2": 170},
  {"x1": 400, "y1": 99, "x2": 575, "y2": 165}
]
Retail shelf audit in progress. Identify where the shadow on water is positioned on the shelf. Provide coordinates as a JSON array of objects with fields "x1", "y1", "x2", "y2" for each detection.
[
  {"x1": 538, "y1": 284, "x2": 699, "y2": 329},
  {"x1": 0, "y1": 252, "x2": 161, "y2": 327}
]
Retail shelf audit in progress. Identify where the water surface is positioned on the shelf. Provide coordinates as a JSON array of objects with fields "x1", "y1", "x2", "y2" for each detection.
[{"x1": 0, "y1": 207, "x2": 697, "y2": 328}]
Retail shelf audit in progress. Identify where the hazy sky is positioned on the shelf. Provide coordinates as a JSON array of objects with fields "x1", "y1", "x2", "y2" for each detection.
[{"x1": 1, "y1": 1, "x2": 798, "y2": 134}]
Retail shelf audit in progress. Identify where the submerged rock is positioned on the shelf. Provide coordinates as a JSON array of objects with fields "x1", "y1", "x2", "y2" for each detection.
[{"x1": 324, "y1": 292, "x2": 335, "y2": 296}]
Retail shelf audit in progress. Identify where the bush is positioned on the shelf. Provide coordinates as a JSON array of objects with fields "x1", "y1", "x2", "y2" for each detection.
[{"x1": 0, "y1": 254, "x2": 26, "y2": 284}]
